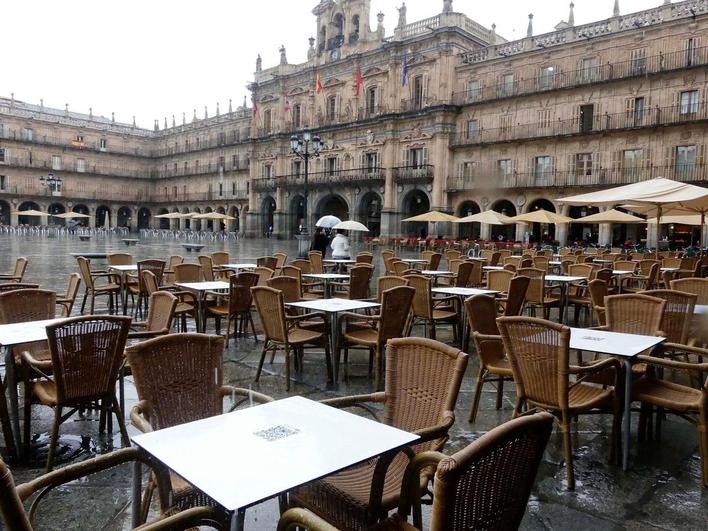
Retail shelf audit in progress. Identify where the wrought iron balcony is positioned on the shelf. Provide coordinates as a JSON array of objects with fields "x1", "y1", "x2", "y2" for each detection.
[{"x1": 393, "y1": 165, "x2": 434, "y2": 184}]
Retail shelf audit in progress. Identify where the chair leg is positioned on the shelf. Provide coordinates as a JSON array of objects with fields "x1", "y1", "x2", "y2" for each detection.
[
  {"x1": 46, "y1": 406, "x2": 63, "y2": 472},
  {"x1": 90, "y1": 293, "x2": 96, "y2": 315},
  {"x1": 284, "y1": 344, "x2": 291, "y2": 391},
  {"x1": 375, "y1": 346, "x2": 383, "y2": 391},
  {"x1": 249, "y1": 313, "x2": 258, "y2": 341},
  {"x1": 23, "y1": 377, "x2": 32, "y2": 456},
  {"x1": 699, "y1": 414, "x2": 708, "y2": 487},
  {"x1": 495, "y1": 377, "x2": 504, "y2": 410},
  {"x1": 255, "y1": 342, "x2": 269, "y2": 382},
  {"x1": 323, "y1": 339, "x2": 332, "y2": 383},
  {"x1": 80, "y1": 289, "x2": 88, "y2": 314},
  {"x1": 468, "y1": 369, "x2": 486, "y2": 423},
  {"x1": 561, "y1": 412, "x2": 575, "y2": 491},
  {"x1": 112, "y1": 396, "x2": 130, "y2": 447}
]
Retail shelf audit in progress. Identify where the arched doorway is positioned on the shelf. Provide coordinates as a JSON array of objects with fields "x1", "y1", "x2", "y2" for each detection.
[
  {"x1": 72, "y1": 204, "x2": 90, "y2": 227},
  {"x1": 0, "y1": 200, "x2": 10, "y2": 225},
  {"x1": 18, "y1": 201, "x2": 42, "y2": 226},
  {"x1": 491, "y1": 200, "x2": 517, "y2": 241},
  {"x1": 526, "y1": 199, "x2": 556, "y2": 243},
  {"x1": 96, "y1": 205, "x2": 111, "y2": 228},
  {"x1": 192, "y1": 207, "x2": 202, "y2": 231},
  {"x1": 568, "y1": 205, "x2": 599, "y2": 245},
  {"x1": 203, "y1": 207, "x2": 214, "y2": 231},
  {"x1": 157, "y1": 208, "x2": 170, "y2": 229},
  {"x1": 456, "y1": 201, "x2": 481, "y2": 240},
  {"x1": 316, "y1": 194, "x2": 349, "y2": 223},
  {"x1": 117, "y1": 206, "x2": 132, "y2": 228},
  {"x1": 289, "y1": 195, "x2": 306, "y2": 235},
  {"x1": 262, "y1": 196, "x2": 276, "y2": 236},
  {"x1": 48, "y1": 203, "x2": 66, "y2": 226},
  {"x1": 229, "y1": 206, "x2": 240, "y2": 233},
  {"x1": 401, "y1": 190, "x2": 430, "y2": 237},
  {"x1": 137, "y1": 207, "x2": 151, "y2": 230},
  {"x1": 182, "y1": 208, "x2": 191, "y2": 230},
  {"x1": 357, "y1": 192, "x2": 382, "y2": 237}
]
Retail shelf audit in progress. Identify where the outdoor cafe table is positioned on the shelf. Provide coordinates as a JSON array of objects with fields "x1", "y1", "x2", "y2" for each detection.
[
  {"x1": 421, "y1": 270, "x2": 454, "y2": 286},
  {"x1": 399, "y1": 258, "x2": 429, "y2": 269},
  {"x1": 483, "y1": 266, "x2": 505, "y2": 272},
  {"x1": 0, "y1": 318, "x2": 67, "y2": 460},
  {"x1": 545, "y1": 275, "x2": 587, "y2": 324},
  {"x1": 302, "y1": 273, "x2": 349, "y2": 298},
  {"x1": 569, "y1": 328, "x2": 665, "y2": 470},
  {"x1": 432, "y1": 287, "x2": 499, "y2": 348},
  {"x1": 175, "y1": 281, "x2": 230, "y2": 332},
  {"x1": 131, "y1": 395, "x2": 418, "y2": 531},
  {"x1": 223, "y1": 263, "x2": 258, "y2": 273},
  {"x1": 612, "y1": 270, "x2": 634, "y2": 293},
  {"x1": 286, "y1": 299, "x2": 380, "y2": 382},
  {"x1": 323, "y1": 259, "x2": 356, "y2": 273},
  {"x1": 108, "y1": 264, "x2": 137, "y2": 315}
]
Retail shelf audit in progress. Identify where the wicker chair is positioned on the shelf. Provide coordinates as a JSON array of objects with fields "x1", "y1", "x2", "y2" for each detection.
[
  {"x1": 517, "y1": 267, "x2": 560, "y2": 319},
  {"x1": 486, "y1": 269, "x2": 514, "y2": 294},
  {"x1": 374, "y1": 276, "x2": 408, "y2": 303},
  {"x1": 211, "y1": 251, "x2": 230, "y2": 279},
  {"x1": 624, "y1": 261, "x2": 660, "y2": 292},
  {"x1": 173, "y1": 263, "x2": 202, "y2": 283},
  {"x1": 502, "y1": 275, "x2": 530, "y2": 317},
  {"x1": 355, "y1": 252, "x2": 374, "y2": 265},
  {"x1": 533, "y1": 256, "x2": 550, "y2": 272},
  {"x1": 0, "y1": 283, "x2": 39, "y2": 293},
  {"x1": 22, "y1": 315, "x2": 132, "y2": 471},
  {"x1": 422, "y1": 251, "x2": 442, "y2": 271},
  {"x1": 332, "y1": 264, "x2": 373, "y2": 300},
  {"x1": 338, "y1": 285, "x2": 415, "y2": 389},
  {"x1": 465, "y1": 295, "x2": 514, "y2": 423},
  {"x1": 257, "y1": 256, "x2": 278, "y2": 270},
  {"x1": 281, "y1": 265, "x2": 321, "y2": 301},
  {"x1": 287, "y1": 337, "x2": 468, "y2": 530},
  {"x1": 273, "y1": 253, "x2": 288, "y2": 271},
  {"x1": 308, "y1": 251, "x2": 325, "y2": 274},
  {"x1": 252, "y1": 286, "x2": 330, "y2": 390},
  {"x1": 0, "y1": 257, "x2": 28, "y2": 283},
  {"x1": 166, "y1": 265, "x2": 201, "y2": 332},
  {"x1": 279, "y1": 412, "x2": 554, "y2": 531},
  {"x1": 603, "y1": 294, "x2": 665, "y2": 336},
  {"x1": 497, "y1": 316, "x2": 622, "y2": 490},
  {"x1": 670, "y1": 277, "x2": 708, "y2": 304},
  {"x1": 76, "y1": 256, "x2": 121, "y2": 314},
  {"x1": 588, "y1": 279, "x2": 608, "y2": 326},
  {"x1": 55, "y1": 273, "x2": 81, "y2": 317},
  {"x1": 130, "y1": 260, "x2": 166, "y2": 318},
  {"x1": 405, "y1": 274, "x2": 458, "y2": 341},
  {"x1": 206, "y1": 272, "x2": 259, "y2": 343},
  {"x1": 467, "y1": 260, "x2": 483, "y2": 287},
  {"x1": 0, "y1": 448, "x2": 226, "y2": 530},
  {"x1": 392, "y1": 260, "x2": 409, "y2": 276},
  {"x1": 162, "y1": 255, "x2": 185, "y2": 288},
  {"x1": 444, "y1": 249, "x2": 462, "y2": 263},
  {"x1": 198, "y1": 255, "x2": 215, "y2": 282},
  {"x1": 128, "y1": 291, "x2": 178, "y2": 341},
  {"x1": 640, "y1": 289, "x2": 697, "y2": 345},
  {"x1": 567, "y1": 264, "x2": 595, "y2": 326},
  {"x1": 254, "y1": 266, "x2": 275, "y2": 286},
  {"x1": 126, "y1": 333, "x2": 272, "y2": 522}
]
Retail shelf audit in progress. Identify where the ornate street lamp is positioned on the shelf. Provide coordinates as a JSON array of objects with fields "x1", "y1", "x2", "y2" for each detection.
[
  {"x1": 290, "y1": 128, "x2": 322, "y2": 235},
  {"x1": 39, "y1": 172, "x2": 62, "y2": 193}
]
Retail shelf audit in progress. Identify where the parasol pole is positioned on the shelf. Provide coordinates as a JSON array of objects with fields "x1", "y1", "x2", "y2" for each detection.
[{"x1": 655, "y1": 204, "x2": 662, "y2": 259}]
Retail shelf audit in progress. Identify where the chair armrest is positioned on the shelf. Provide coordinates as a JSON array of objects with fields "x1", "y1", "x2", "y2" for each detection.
[
  {"x1": 130, "y1": 401, "x2": 154, "y2": 433},
  {"x1": 413, "y1": 412, "x2": 455, "y2": 445},
  {"x1": 128, "y1": 329, "x2": 169, "y2": 340},
  {"x1": 321, "y1": 392, "x2": 386, "y2": 421},
  {"x1": 130, "y1": 321, "x2": 148, "y2": 330},
  {"x1": 474, "y1": 332, "x2": 502, "y2": 342},
  {"x1": 19, "y1": 350, "x2": 52, "y2": 373},
  {"x1": 286, "y1": 312, "x2": 326, "y2": 323},
  {"x1": 205, "y1": 290, "x2": 229, "y2": 298},
  {"x1": 277, "y1": 508, "x2": 339, "y2": 531},
  {"x1": 219, "y1": 385, "x2": 274, "y2": 411},
  {"x1": 339, "y1": 311, "x2": 380, "y2": 323},
  {"x1": 398, "y1": 450, "x2": 447, "y2": 526},
  {"x1": 137, "y1": 506, "x2": 227, "y2": 531},
  {"x1": 636, "y1": 354, "x2": 708, "y2": 373},
  {"x1": 170, "y1": 291, "x2": 197, "y2": 303}
]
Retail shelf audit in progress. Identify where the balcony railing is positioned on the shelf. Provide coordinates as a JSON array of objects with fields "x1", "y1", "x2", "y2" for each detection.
[
  {"x1": 446, "y1": 164, "x2": 708, "y2": 191},
  {"x1": 253, "y1": 168, "x2": 385, "y2": 192},
  {"x1": 451, "y1": 102, "x2": 708, "y2": 147},
  {"x1": 0, "y1": 156, "x2": 153, "y2": 179},
  {"x1": 454, "y1": 46, "x2": 708, "y2": 106},
  {"x1": 0, "y1": 184, "x2": 151, "y2": 202},
  {"x1": 159, "y1": 191, "x2": 249, "y2": 203},
  {"x1": 0, "y1": 130, "x2": 151, "y2": 157},
  {"x1": 393, "y1": 165, "x2": 434, "y2": 184}
]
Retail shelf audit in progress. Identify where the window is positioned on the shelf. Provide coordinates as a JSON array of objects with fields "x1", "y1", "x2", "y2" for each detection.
[
  {"x1": 631, "y1": 48, "x2": 647, "y2": 75},
  {"x1": 263, "y1": 110, "x2": 272, "y2": 133},
  {"x1": 51, "y1": 155, "x2": 62, "y2": 170},
  {"x1": 500, "y1": 115, "x2": 513, "y2": 134},
  {"x1": 497, "y1": 159, "x2": 513, "y2": 177},
  {"x1": 676, "y1": 145, "x2": 696, "y2": 177},
  {"x1": 292, "y1": 160, "x2": 302, "y2": 176},
  {"x1": 410, "y1": 148, "x2": 425, "y2": 168},
  {"x1": 501, "y1": 73, "x2": 515, "y2": 96},
  {"x1": 0, "y1": 148, "x2": 5, "y2": 163},
  {"x1": 0, "y1": 175, "x2": 6, "y2": 191},
  {"x1": 75, "y1": 135, "x2": 84, "y2": 144},
  {"x1": 538, "y1": 110, "x2": 552, "y2": 131},
  {"x1": 533, "y1": 156, "x2": 552, "y2": 180},
  {"x1": 623, "y1": 149, "x2": 643, "y2": 177},
  {"x1": 22, "y1": 128, "x2": 33, "y2": 141},
  {"x1": 466, "y1": 119, "x2": 478, "y2": 140},
  {"x1": 232, "y1": 155, "x2": 238, "y2": 169},
  {"x1": 413, "y1": 75, "x2": 424, "y2": 108},
  {"x1": 575, "y1": 153, "x2": 593, "y2": 177},
  {"x1": 99, "y1": 138, "x2": 107, "y2": 151},
  {"x1": 686, "y1": 37, "x2": 699, "y2": 67},
  {"x1": 263, "y1": 164, "x2": 273, "y2": 178},
  {"x1": 195, "y1": 160, "x2": 200, "y2": 172},
  {"x1": 327, "y1": 157, "x2": 338, "y2": 176},
  {"x1": 538, "y1": 66, "x2": 555, "y2": 90},
  {"x1": 632, "y1": 97, "x2": 645, "y2": 125},
  {"x1": 367, "y1": 87, "x2": 377, "y2": 115},
  {"x1": 680, "y1": 90, "x2": 699, "y2": 115},
  {"x1": 185, "y1": 139, "x2": 190, "y2": 150},
  {"x1": 292, "y1": 104, "x2": 302, "y2": 128},
  {"x1": 195, "y1": 137, "x2": 201, "y2": 148},
  {"x1": 0, "y1": 123, "x2": 4, "y2": 137},
  {"x1": 184, "y1": 161, "x2": 189, "y2": 173},
  {"x1": 580, "y1": 57, "x2": 599, "y2": 83},
  {"x1": 76, "y1": 158, "x2": 86, "y2": 173},
  {"x1": 219, "y1": 182, "x2": 223, "y2": 197},
  {"x1": 326, "y1": 96, "x2": 337, "y2": 121},
  {"x1": 365, "y1": 152, "x2": 379, "y2": 172},
  {"x1": 218, "y1": 132, "x2": 226, "y2": 145},
  {"x1": 232, "y1": 182, "x2": 237, "y2": 195},
  {"x1": 230, "y1": 130, "x2": 239, "y2": 143},
  {"x1": 579, "y1": 104, "x2": 594, "y2": 133},
  {"x1": 218, "y1": 156, "x2": 225, "y2": 170},
  {"x1": 466, "y1": 80, "x2": 480, "y2": 102},
  {"x1": 461, "y1": 162, "x2": 476, "y2": 183}
]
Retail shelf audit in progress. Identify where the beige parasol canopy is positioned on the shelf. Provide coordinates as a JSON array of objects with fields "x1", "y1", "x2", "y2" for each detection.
[
  {"x1": 155, "y1": 212, "x2": 185, "y2": 219},
  {"x1": 571, "y1": 209, "x2": 645, "y2": 224},
  {"x1": 454, "y1": 210, "x2": 515, "y2": 225},
  {"x1": 15, "y1": 209, "x2": 49, "y2": 217},
  {"x1": 510, "y1": 209, "x2": 574, "y2": 224},
  {"x1": 402, "y1": 211, "x2": 460, "y2": 223},
  {"x1": 333, "y1": 220, "x2": 369, "y2": 232},
  {"x1": 53, "y1": 212, "x2": 91, "y2": 219},
  {"x1": 646, "y1": 214, "x2": 708, "y2": 226},
  {"x1": 192, "y1": 212, "x2": 236, "y2": 220}
]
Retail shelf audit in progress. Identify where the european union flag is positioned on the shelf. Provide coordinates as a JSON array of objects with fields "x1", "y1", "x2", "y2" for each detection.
[{"x1": 402, "y1": 55, "x2": 408, "y2": 87}]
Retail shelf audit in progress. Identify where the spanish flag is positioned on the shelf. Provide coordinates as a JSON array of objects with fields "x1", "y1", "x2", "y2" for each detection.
[{"x1": 316, "y1": 73, "x2": 323, "y2": 94}]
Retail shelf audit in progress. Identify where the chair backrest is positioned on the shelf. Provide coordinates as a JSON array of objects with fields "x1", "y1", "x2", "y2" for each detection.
[
  {"x1": 486, "y1": 270, "x2": 514, "y2": 294},
  {"x1": 405, "y1": 274, "x2": 433, "y2": 319},
  {"x1": 76, "y1": 256, "x2": 95, "y2": 289},
  {"x1": 198, "y1": 255, "x2": 214, "y2": 281},
  {"x1": 0, "y1": 456, "x2": 33, "y2": 530},
  {"x1": 383, "y1": 255, "x2": 397, "y2": 275},
  {"x1": 11, "y1": 257, "x2": 28, "y2": 281},
  {"x1": 0, "y1": 283, "x2": 39, "y2": 293},
  {"x1": 144, "y1": 291, "x2": 177, "y2": 332},
  {"x1": 532, "y1": 256, "x2": 549, "y2": 272},
  {"x1": 211, "y1": 252, "x2": 229, "y2": 267},
  {"x1": 141, "y1": 270, "x2": 159, "y2": 295},
  {"x1": 229, "y1": 273, "x2": 259, "y2": 313},
  {"x1": 505, "y1": 275, "x2": 530, "y2": 316},
  {"x1": 488, "y1": 251, "x2": 502, "y2": 267},
  {"x1": 640, "y1": 289, "x2": 697, "y2": 344},
  {"x1": 348, "y1": 265, "x2": 373, "y2": 300},
  {"x1": 281, "y1": 265, "x2": 303, "y2": 284},
  {"x1": 355, "y1": 252, "x2": 373, "y2": 264},
  {"x1": 107, "y1": 253, "x2": 132, "y2": 266},
  {"x1": 516, "y1": 268, "x2": 545, "y2": 305},
  {"x1": 267, "y1": 276, "x2": 301, "y2": 304},
  {"x1": 638, "y1": 259, "x2": 660, "y2": 276},
  {"x1": 254, "y1": 266, "x2": 275, "y2": 286},
  {"x1": 428, "y1": 413, "x2": 553, "y2": 531},
  {"x1": 63, "y1": 273, "x2": 81, "y2": 303},
  {"x1": 670, "y1": 277, "x2": 708, "y2": 304},
  {"x1": 595, "y1": 268, "x2": 613, "y2": 283},
  {"x1": 504, "y1": 256, "x2": 522, "y2": 268},
  {"x1": 47, "y1": 316, "x2": 131, "y2": 403},
  {"x1": 497, "y1": 316, "x2": 571, "y2": 409},
  {"x1": 614, "y1": 260, "x2": 636, "y2": 273},
  {"x1": 427, "y1": 252, "x2": 442, "y2": 271},
  {"x1": 445, "y1": 250, "x2": 462, "y2": 263},
  {"x1": 167, "y1": 255, "x2": 184, "y2": 270},
  {"x1": 454, "y1": 261, "x2": 475, "y2": 288},
  {"x1": 465, "y1": 295, "x2": 499, "y2": 335},
  {"x1": 588, "y1": 279, "x2": 608, "y2": 326},
  {"x1": 378, "y1": 286, "x2": 415, "y2": 345},
  {"x1": 376, "y1": 276, "x2": 408, "y2": 302},
  {"x1": 384, "y1": 337, "x2": 468, "y2": 453},
  {"x1": 0, "y1": 289, "x2": 55, "y2": 323},
  {"x1": 173, "y1": 263, "x2": 202, "y2": 283},
  {"x1": 381, "y1": 250, "x2": 395, "y2": 263},
  {"x1": 520, "y1": 258, "x2": 534, "y2": 269},
  {"x1": 126, "y1": 333, "x2": 225, "y2": 430},
  {"x1": 290, "y1": 259, "x2": 312, "y2": 275},
  {"x1": 568, "y1": 263, "x2": 594, "y2": 279},
  {"x1": 467, "y1": 260, "x2": 482, "y2": 288},
  {"x1": 307, "y1": 252, "x2": 324, "y2": 274},
  {"x1": 448, "y1": 259, "x2": 463, "y2": 276},
  {"x1": 252, "y1": 286, "x2": 288, "y2": 343},
  {"x1": 257, "y1": 256, "x2": 278, "y2": 270},
  {"x1": 392, "y1": 260, "x2": 409, "y2": 276},
  {"x1": 604, "y1": 294, "x2": 665, "y2": 336},
  {"x1": 662, "y1": 257, "x2": 681, "y2": 269},
  {"x1": 137, "y1": 260, "x2": 166, "y2": 291},
  {"x1": 273, "y1": 253, "x2": 288, "y2": 269}
]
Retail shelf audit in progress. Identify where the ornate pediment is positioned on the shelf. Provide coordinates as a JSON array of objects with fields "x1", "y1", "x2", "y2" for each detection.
[
  {"x1": 258, "y1": 94, "x2": 278, "y2": 103},
  {"x1": 363, "y1": 67, "x2": 387, "y2": 78},
  {"x1": 287, "y1": 87, "x2": 308, "y2": 96}
]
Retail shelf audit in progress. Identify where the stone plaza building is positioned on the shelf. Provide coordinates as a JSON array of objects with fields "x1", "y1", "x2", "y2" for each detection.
[{"x1": 1, "y1": 0, "x2": 707, "y2": 246}]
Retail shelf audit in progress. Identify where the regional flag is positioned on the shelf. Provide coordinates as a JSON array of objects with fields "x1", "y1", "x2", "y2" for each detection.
[
  {"x1": 355, "y1": 66, "x2": 363, "y2": 96},
  {"x1": 316, "y1": 73, "x2": 323, "y2": 94}
]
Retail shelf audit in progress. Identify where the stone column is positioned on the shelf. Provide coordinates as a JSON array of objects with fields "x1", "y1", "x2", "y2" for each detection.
[
  {"x1": 598, "y1": 223, "x2": 612, "y2": 246},
  {"x1": 515, "y1": 223, "x2": 526, "y2": 243},
  {"x1": 10, "y1": 210, "x2": 18, "y2": 227},
  {"x1": 480, "y1": 222, "x2": 491, "y2": 241},
  {"x1": 246, "y1": 211, "x2": 262, "y2": 238}
]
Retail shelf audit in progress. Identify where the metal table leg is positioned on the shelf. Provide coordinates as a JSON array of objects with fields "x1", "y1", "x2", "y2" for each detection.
[
  {"x1": 3, "y1": 346, "x2": 21, "y2": 458},
  {"x1": 0, "y1": 356, "x2": 18, "y2": 460},
  {"x1": 622, "y1": 359, "x2": 632, "y2": 471},
  {"x1": 121, "y1": 271, "x2": 129, "y2": 315},
  {"x1": 132, "y1": 460, "x2": 142, "y2": 528},
  {"x1": 230, "y1": 508, "x2": 246, "y2": 531},
  {"x1": 331, "y1": 312, "x2": 339, "y2": 383},
  {"x1": 559, "y1": 283, "x2": 569, "y2": 324}
]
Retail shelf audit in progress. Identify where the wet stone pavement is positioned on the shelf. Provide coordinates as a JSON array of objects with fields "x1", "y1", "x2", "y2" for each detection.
[{"x1": 0, "y1": 233, "x2": 706, "y2": 530}]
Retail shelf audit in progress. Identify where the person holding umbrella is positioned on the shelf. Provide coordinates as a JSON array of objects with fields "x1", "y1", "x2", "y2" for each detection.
[
  {"x1": 330, "y1": 230, "x2": 351, "y2": 260},
  {"x1": 311, "y1": 227, "x2": 329, "y2": 257}
]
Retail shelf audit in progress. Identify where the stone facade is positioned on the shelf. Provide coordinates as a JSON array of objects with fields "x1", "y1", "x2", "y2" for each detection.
[{"x1": 1, "y1": 0, "x2": 707, "y2": 245}]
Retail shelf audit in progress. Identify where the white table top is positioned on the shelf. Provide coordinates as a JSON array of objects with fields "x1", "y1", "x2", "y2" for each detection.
[
  {"x1": 549, "y1": 261, "x2": 562, "y2": 266},
  {"x1": 593, "y1": 259, "x2": 614, "y2": 264},
  {"x1": 323, "y1": 259, "x2": 356, "y2": 264},
  {"x1": 399, "y1": 258, "x2": 428, "y2": 264},
  {"x1": 695, "y1": 305, "x2": 707, "y2": 315},
  {"x1": 108, "y1": 265, "x2": 137, "y2": 272},
  {"x1": 0, "y1": 318, "x2": 68, "y2": 346},
  {"x1": 570, "y1": 328, "x2": 665, "y2": 357},
  {"x1": 660, "y1": 267, "x2": 679, "y2": 272},
  {"x1": 432, "y1": 287, "x2": 499, "y2": 297},
  {"x1": 132, "y1": 396, "x2": 418, "y2": 512},
  {"x1": 176, "y1": 281, "x2": 230, "y2": 291},
  {"x1": 545, "y1": 275, "x2": 586, "y2": 283},
  {"x1": 302, "y1": 274, "x2": 349, "y2": 280},
  {"x1": 223, "y1": 263, "x2": 258, "y2": 270},
  {"x1": 483, "y1": 266, "x2": 505, "y2": 271},
  {"x1": 287, "y1": 299, "x2": 380, "y2": 313},
  {"x1": 421, "y1": 270, "x2": 454, "y2": 276},
  {"x1": 612, "y1": 270, "x2": 633, "y2": 276}
]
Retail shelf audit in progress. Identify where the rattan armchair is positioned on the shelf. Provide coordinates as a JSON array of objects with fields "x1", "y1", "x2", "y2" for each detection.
[
  {"x1": 355, "y1": 252, "x2": 374, "y2": 265},
  {"x1": 332, "y1": 264, "x2": 373, "y2": 300},
  {"x1": 640, "y1": 289, "x2": 697, "y2": 345},
  {"x1": 174, "y1": 263, "x2": 202, "y2": 283},
  {"x1": 107, "y1": 253, "x2": 132, "y2": 266},
  {"x1": 162, "y1": 255, "x2": 185, "y2": 288},
  {"x1": 22, "y1": 315, "x2": 132, "y2": 471},
  {"x1": 503, "y1": 275, "x2": 530, "y2": 317},
  {"x1": 670, "y1": 277, "x2": 708, "y2": 304},
  {"x1": 497, "y1": 316, "x2": 623, "y2": 490},
  {"x1": 273, "y1": 252, "x2": 288, "y2": 271},
  {"x1": 374, "y1": 276, "x2": 408, "y2": 303},
  {"x1": 588, "y1": 279, "x2": 608, "y2": 326},
  {"x1": 0, "y1": 257, "x2": 28, "y2": 283},
  {"x1": 405, "y1": 274, "x2": 458, "y2": 341},
  {"x1": 422, "y1": 251, "x2": 442, "y2": 271},
  {"x1": 126, "y1": 333, "x2": 272, "y2": 523},
  {"x1": 287, "y1": 337, "x2": 468, "y2": 530},
  {"x1": 338, "y1": 285, "x2": 415, "y2": 389},
  {"x1": 308, "y1": 251, "x2": 325, "y2": 274},
  {"x1": 198, "y1": 255, "x2": 215, "y2": 281},
  {"x1": 55, "y1": 273, "x2": 81, "y2": 317},
  {"x1": 0, "y1": 283, "x2": 39, "y2": 293},
  {"x1": 77, "y1": 256, "x2": 121, "y2": 314},
  {"x1": 254, "y1": 266, "x2": 275, "y2": 286},
  {"x1": 281, "y1": 265, "x2": 321, "y2": 301},
  {"x1": 517, "y1": 267, "x2": 560, "y2": 319},
  {"x1": 486, "y1": 269, "x2": 514, "y2": 294},
  {"x1": 624, "y1": 261, "x2": 660, "y2": 292},
  {"x1": 211, "y1": 251, "x2": 230, "y2": 279},
  {"x1": 206, "y1": 272, "x2": 259, "y2": 343},
  {"x1": 252, "y1": 286, "x2": 330, "y2": 390}
]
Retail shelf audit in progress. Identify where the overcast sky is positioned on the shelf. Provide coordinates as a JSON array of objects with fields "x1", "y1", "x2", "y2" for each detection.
[{"x1": 2, "y1": 0, "x2": 660, "y2": 128}]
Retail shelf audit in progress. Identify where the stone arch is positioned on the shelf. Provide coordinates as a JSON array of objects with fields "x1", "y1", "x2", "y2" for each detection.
[
  {"x1": 182, "y1": 207, "x2": 192, "y2": 230},
  {"x1": 96, "y1": 205, "x2": 111, "y2": 228},
  {"x1": 289, "y1": 194, "x2": 306, "y2": 236},
  {"x1": 0, "y1": 200, "x2": 11, "y2": 225},
  {"x1": 400, "y1": 189, "x2": 430, "y2": 237},
  {"x1": 333, "y1": 12, "x2": 344, "y2": 37},
  {"x1": 456, "y1": 200, "x2": 481, "y2": 240},
  {"x1": 315, "y1": 193, "x2": 349, "y2": 223},
  {"x1": 357, "y1": 191, "x2": 382, "y2": 237},
  {"x1": 192, "y1": 207, "x2": 203, "y2": 231},
  {"x1": 157, "y1": 208, "x2": 170, "y2": 229},
  {"x1": 568, "y1": 205, "x2": 600, "y2": 244},
  {"x1": 261, "y1": 196, "x2": 276, "y2": 235},
  {"x1": 229, "y1": 205, "x2": 240, "y2": 233},
  {"x1": 72, "y1": 204, "x2": 90, "y2": 227},
  {"x1": 491, "y1": 199, "x2": 516, "y2": 241},
  {"x1": 117, "y1": 206, "x2": 132, "y2": 228},
  {"x1": 526, "y1": 198, "x2": 557, "y2": 243},
  {"x1": 203, "y1": 206, "x2": 214, "y2": 231},
  {"x1": 18, "y1": 201, "x2": 41, "y2": 226},
  {"x1": 137, "y1": 207, "x2": 151, "y2": 230},
  {"x1": 48, "y1": 203, "x2": 66, "y2": 226}
]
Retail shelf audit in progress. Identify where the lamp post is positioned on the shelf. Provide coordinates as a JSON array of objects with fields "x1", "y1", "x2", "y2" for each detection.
[
  {"x1": 39, "y1": 172, "x2": 62, "y2": 194},
  {"x1": 290, "y1": 129, "x2": 322, "y2": 256}
]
